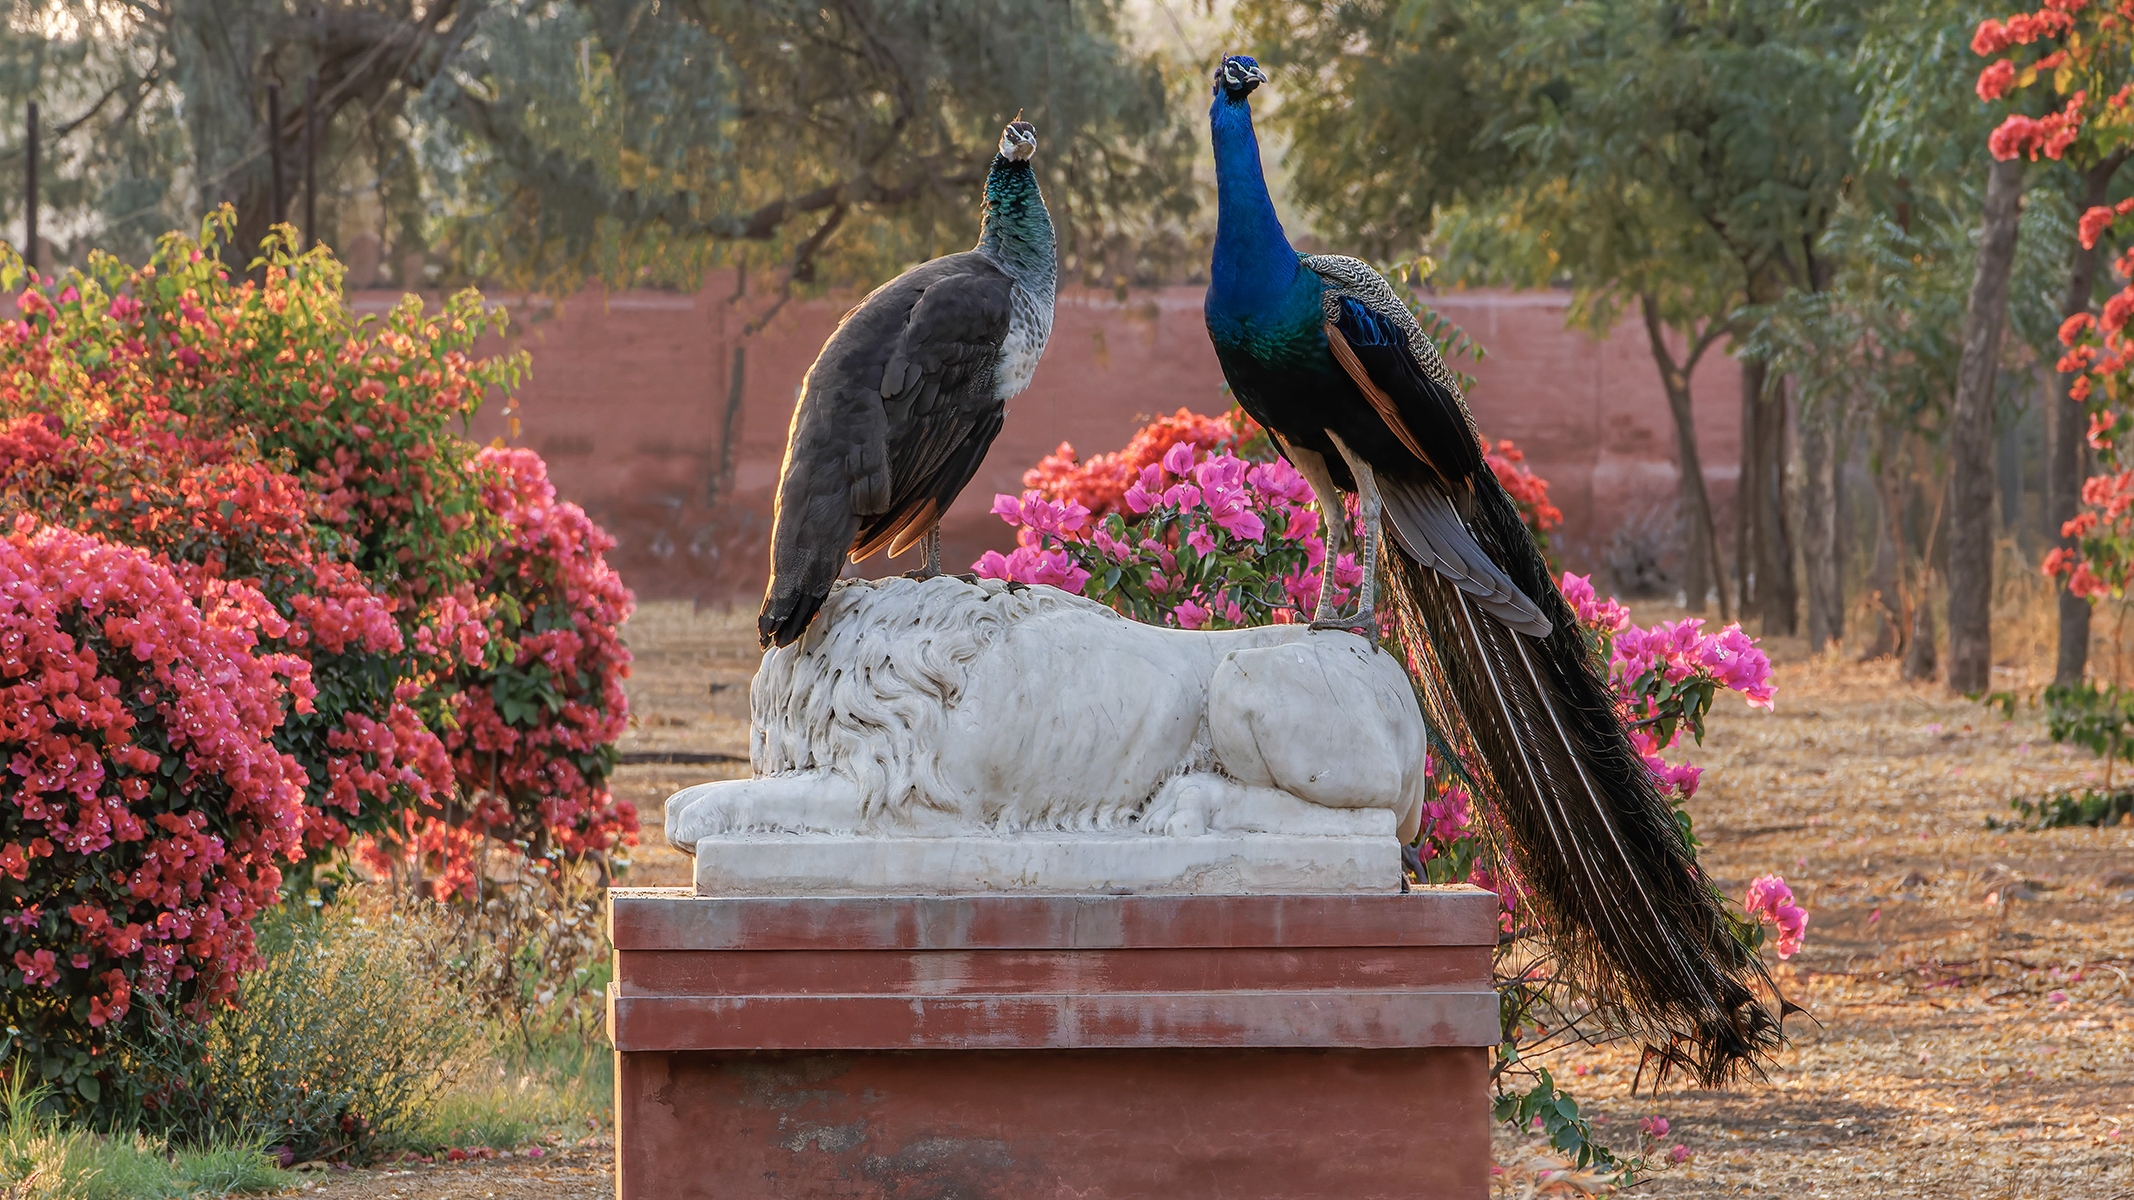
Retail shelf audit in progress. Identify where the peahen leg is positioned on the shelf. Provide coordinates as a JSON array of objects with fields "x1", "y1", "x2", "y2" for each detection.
[
  {"x1": 1278, "y1": 438, "x2": 1352, "y2": 622},
  {"x1": 1313, "y1": 431, "x2": 1381, "y2": 639},
  {"x1": 903, "y1": 526, "x2": 943, "y2": 581}
]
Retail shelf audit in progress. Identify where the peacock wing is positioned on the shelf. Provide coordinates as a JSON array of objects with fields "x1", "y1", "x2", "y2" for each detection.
[
  {"x1": 851, "y1": 253, "x2": 1017, "y2": 560},
  {"x1": 1301, "y1": 256, "x2": 1547, "y2": 635},
  {"x1": 1302, "y1": 255, "x2": 1485, "y2": 482}
]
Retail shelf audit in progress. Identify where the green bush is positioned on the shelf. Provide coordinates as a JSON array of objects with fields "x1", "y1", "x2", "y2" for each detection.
[
  {"x1": 133, "y1": 892, "x2": 477, "y2": 1163},
  {"x1": 0, "y1": 1077, "x2": 286, "y2": 1200}
]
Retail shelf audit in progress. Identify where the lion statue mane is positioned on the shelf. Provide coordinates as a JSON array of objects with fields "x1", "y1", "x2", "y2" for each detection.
[{"x1": 666, "y1": 576, "x2": 1431, "y2": 851}]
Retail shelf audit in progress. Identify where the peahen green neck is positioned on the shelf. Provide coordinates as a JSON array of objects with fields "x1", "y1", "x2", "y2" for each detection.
[
  {"x1": 978, "y1": 158, "x2": 1056, "y2": 290},
  {"x1": 1207, "y1": 90, "x2": 1299, "y2": 323}
]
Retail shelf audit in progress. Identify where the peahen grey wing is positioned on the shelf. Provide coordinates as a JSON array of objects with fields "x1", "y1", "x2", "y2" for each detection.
[
  {"x1": 758, "y1": 253, "x2": 1012, "y2": 648},
  {"x1": 851, "y1": 253, "x2": 1016, "y2": 559}
]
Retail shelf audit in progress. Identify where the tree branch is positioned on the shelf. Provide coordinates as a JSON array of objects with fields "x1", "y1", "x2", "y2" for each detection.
[
  {"x1": 437, "y1": 78, "x2": 978, "y2": 244},
  {"x1": 0, "y1": 69, "x2": 158, "y2": 161}
]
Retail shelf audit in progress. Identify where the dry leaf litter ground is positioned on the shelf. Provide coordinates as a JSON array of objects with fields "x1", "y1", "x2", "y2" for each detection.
[{"x1": 295, "y1": 601, "x2": 2134, "y2": 1199}]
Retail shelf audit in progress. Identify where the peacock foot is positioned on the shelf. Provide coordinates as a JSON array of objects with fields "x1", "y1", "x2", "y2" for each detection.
[
  {"x1": 902, "y1": 567, "x2": 941, "y2": 581},
  {"x1": 1308, "y1": 611, "x2": 1381, "y2": 646}
]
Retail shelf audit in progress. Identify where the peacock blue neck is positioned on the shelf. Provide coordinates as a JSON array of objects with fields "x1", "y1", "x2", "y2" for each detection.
[
  {"x1": 978, "y1": 158, "x2": 1056, "y2": 289},
  {"x1": 1208, "y1": 91, "x2": 1296, "y2": 314}
]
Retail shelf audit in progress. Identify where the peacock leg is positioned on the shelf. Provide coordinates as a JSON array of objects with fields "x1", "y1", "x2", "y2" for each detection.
[
  {"x1": 903, "y1": 526, "x2": 943, "y2": 581},
  {"x1": 1312, "y1": 431, "x2": 1381, "y2": 640},
  {"x1": 1279, "y1": 438, "x2": 1351, "y2": 623}
]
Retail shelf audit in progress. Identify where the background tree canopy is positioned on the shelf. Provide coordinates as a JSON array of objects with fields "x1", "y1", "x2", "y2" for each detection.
[{"x1": 1, "y1": 0, "x2": 1203, "y2": 292}]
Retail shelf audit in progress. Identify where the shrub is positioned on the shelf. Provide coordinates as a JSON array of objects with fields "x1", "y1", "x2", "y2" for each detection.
[
  {"x1": 425, "y1": 862, "x2": 612, "y2": 1051},
  {"x1": 1020, "y1": 407, "x2": 1259, "y2": 517},
  {"x1": 358, "y1": 449, "x2": 635, "y2": 898},
  {"x1": 0, "y1": 405, "x2": 457, "y2": 867},
  {"x1": 980, "y1": 438, "x2": 1360, "y2": 628},
  {"x1": 1, "y1": 214, "x2": 637, "y2": 876},
  {"x1": 135, "y1": 890, "x2": 478, "y2": 1163},
  {"x1": 0, "y1": 218, "x2": 515, "y2": 866},
  {"x1": 0, "y1": 217, "x2": 637, "y2": 1118},
  {"x1": 0, "y1": 523, "x2": 310, "y2": 1115}
]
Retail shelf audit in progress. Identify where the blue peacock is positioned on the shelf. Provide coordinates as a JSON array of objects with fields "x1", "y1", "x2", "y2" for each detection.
[{"x1": 1203, "y1": 54, "x2": 1782, "y2": 1083}]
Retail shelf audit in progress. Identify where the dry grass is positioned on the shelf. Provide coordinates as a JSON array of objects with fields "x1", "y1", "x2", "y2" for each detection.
[{"x1": 303, "y1": 599, "x2": 2134, "y2": 1198}]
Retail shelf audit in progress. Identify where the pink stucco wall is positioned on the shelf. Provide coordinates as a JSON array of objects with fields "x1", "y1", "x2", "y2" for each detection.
[{"x1": 384, "y1": 284, "x2": 1739, "y2": 608}]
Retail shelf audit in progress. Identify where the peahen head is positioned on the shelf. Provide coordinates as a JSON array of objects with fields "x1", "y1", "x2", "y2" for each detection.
[
  {"x1": 997, "y1": 119, "x2": 1038, "y2": 163},
  {"x1": 1213, "y1": 55, "x2": 1267, "y2": 101}
]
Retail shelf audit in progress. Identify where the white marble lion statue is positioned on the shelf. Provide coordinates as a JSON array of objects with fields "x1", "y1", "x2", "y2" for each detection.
[{"x1": 665, "y1": 576, "x2": 1430, "y2": 850}]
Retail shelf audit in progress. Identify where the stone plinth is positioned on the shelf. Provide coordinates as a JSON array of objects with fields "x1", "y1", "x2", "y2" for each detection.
[
  {"x1": 608, "y1": 887, "x2": 1500, "y2": 1199},
  {"x1": 686, "y1": 831, "x2": 1401, "y2": 896}
]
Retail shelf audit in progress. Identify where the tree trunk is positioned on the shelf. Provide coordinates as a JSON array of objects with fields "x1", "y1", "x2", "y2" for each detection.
[
  {"x1": 708, "y1": 262, "x2": 749, "y2": 508},
  {"x1": 1744, "y1": 360, "x2": 1798, "y2": 636},
  {"x1": 1737, "y1": 360, "x2": 1758, "y2": 619},
  {"x1": 1903, "y1": 574, "x2": 1939, "y2": 682},
  {"x1": 1802, "y1": 410, "x2": 1846, "y2": 651},
  {"x1": 1946, "y1": 155, "x2": 2026, "y2": 694},
  {"x1": 1861, "y1": 429, "x2": 1905, "y2": 660},
  {"x1": 1639, "y1": 297, "x2": 1726, "y2": 619},
  {"x1": 168, "y1": 1, "x2": 278, "y2": 264},
  {"x1": 1998, "y1": 401, "x2": 2024, "y2": 535},
  {"x1": 2052, "y1": 154, "x2": 2128, "y2": 685}
]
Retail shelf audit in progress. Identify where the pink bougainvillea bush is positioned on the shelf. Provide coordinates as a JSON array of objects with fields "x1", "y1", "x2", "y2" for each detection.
[
  {"x1": 1, "y1": 523, "x2": 312, "y2": 1108},
  {"x1": 1021, "y1": 407, "x2": 1259, "y2": 518},
  {"x1": 1009, "y1": 409, "x2": 1562, "y2": 595},
  {"x1": 980, "y1": 437, "x2": 1364, "y2": 628},
  {"x1": 357, "y1": 448, "x2": 636, "y2": 899}
]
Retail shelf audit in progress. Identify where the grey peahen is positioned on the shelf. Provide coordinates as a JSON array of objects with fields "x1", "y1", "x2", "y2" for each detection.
[
  {"x1": 757, "y1": 119, "x2": 1057, "y2": 649},
  {"x1": 1201, "y1": 54, "x2": 1781, "y2": 1083}
]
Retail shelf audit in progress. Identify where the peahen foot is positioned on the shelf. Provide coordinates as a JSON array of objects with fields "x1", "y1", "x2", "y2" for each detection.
[{"x1": 902, "y1": 526, "x2": 945, "y2": 581}]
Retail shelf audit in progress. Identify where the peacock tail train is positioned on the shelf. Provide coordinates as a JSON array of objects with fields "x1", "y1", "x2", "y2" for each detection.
[{"x1": 1383, "y1": 470, "x2": 1785, "y2": 1086}]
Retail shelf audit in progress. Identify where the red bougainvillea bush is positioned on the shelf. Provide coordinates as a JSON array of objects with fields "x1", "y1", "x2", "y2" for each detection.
[
  {"x1": 0, "y1": 217, "x2": 636, "y2": 1109},
  {"x1": 0, "y1": 522, "x2": 312, "y2": 1107},
  {"x1": 0, "y1": 217, "x2": 521, "y2": 871},
  {"x1": 1967, "y1": 2, "x2": 2134, "y2": 600},
  {"x1": 358, "y1": 448, "x2": 635, "y2": 899},
  {"x1": 0, "y1": 402, "x2": 457, "y2": 865}
]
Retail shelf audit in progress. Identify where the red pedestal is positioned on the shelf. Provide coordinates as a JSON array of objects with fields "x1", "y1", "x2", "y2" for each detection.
[{"x1": 608, "y1": 887, "x2": 1500, "y2": 1199}]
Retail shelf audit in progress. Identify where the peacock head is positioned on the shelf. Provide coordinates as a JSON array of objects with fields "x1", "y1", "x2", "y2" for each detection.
[
  {"x1": 998, "y1": 119, "x2": 1038, "y2": 163},
  {"x1": 1213, "y1": 54, "x2": 1267, "y2": 100}
]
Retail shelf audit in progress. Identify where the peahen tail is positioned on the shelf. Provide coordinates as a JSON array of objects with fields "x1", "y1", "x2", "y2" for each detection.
[{"x1": 1381, "y1": 471, "x2": 1783, "y2": 1085}]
